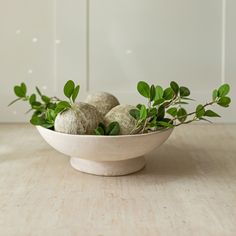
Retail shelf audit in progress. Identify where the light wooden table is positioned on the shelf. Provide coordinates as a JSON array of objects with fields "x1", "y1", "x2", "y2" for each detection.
[{"x1": 0, "y1": 124, "x2": 236, "y2": 236}]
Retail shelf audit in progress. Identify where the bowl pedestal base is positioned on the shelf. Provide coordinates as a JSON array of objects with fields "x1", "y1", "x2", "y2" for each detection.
[{"x1": 70, "y1": 156, "x2": 146, "y2": 176}]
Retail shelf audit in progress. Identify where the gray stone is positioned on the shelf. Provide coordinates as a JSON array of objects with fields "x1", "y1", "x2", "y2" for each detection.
[
  {"x1": 55, "y1": 102, "x2": 103, "y2": 135},
  {"x1": 104, "y1": 104, "x2": 136, "y2": 135},
  {"x1": 85, "y1": 92, "x2": 120, "y2": 117}
]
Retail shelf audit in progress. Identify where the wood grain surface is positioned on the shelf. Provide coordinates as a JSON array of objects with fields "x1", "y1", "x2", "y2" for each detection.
[{"x1": 0, "y1": 124, "x2": 236, "y2": 236}]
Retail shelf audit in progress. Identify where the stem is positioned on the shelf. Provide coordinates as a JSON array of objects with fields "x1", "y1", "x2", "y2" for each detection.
[
  {"x1": 141, "y1": 118, "x2": 149, "y2": 134},
  {"x1": 174, "y1": 117, "x2": 198, "y2": 126},
  {"x1": 164, "y1": 94, "x2": 178, "y2": 109},
  {"x1": 171, "y1": 100, "x2": 216, "y2": 123},
  {"x1": 51, "y1": 96, "x2": 61, "y2": 102},
  {"x1": 130, "y1": 120, "x2": 143, "y2": 135}
]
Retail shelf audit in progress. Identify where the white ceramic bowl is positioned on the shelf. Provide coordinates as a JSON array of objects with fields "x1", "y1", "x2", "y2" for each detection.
[{"x1": 36, "y1": 126, "x2": 173, "y2": 176}]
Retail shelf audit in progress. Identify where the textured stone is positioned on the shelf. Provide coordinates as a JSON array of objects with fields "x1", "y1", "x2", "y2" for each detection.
[
  {"x1": 54, "y1": 102, "x2": 102, "y2": 135},
  {"x1": 104, "y1": 104, "x2": 136, "y2": 135},
  {"x1": 85, "y1": 92, "x2": 120, "y2": 117}
]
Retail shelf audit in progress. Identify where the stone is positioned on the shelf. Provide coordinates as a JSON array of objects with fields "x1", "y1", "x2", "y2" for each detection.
[
  {"x1": 85, "y1": 92, "x2": 120, "y2": 117},
  {"x1": 104, "y1": 104, "x2": 136, "y2": 135},
  {"x1": 54, "y1": 102, "x2": 102, "y2": 135}
]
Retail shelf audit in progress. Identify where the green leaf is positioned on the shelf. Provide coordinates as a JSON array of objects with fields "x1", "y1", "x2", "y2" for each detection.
[
  {"x1": 137, "y1": 81, "x2": 150, "y2": 98},
  {"x1": 14, "y1": 86, "x2": 25, "y2": 98},
  {"x1": 136, "y1": 104, "x2": 142, "y2": 109},
  {"x1": 129, "y1": 109, "x2": 140, "y2": 120},
  {"x1": 153, "y1": 98, "x2": 165, "y2": 106},
  {"x1": 94, "y1": 123, "x2": 106, "y2": 135},
  {"x1": 140, "y1": 105, "x2": 147, "y2": 120},
  {"x1": 217, "y1": 96, "x2": 231, "y2": 107},
  {"x1": 98, "y1": 122, "x2": 106, "y2": 131},
  {"x1": 30, "y1": 116, "x2": 45, "y2": 126},
  {"x1": 36, "y1": 86, "x2": 42, "y2": 97},
  {"x1": 212, "y1": 89, "x2": 218, "y2": 101},
  {"x1": 55, "y1": 101, "x2": 71, "y2": 113},
  {"x1": 8, "y1": 98, "x2": 22, "y2": 106},
  {"x1": 33, "y1": 110, "x2": 42, "y2": 117},
  {"x1": 204, "y1": 110, "x2": 221, "y2": 117},
  {"x1": 177, "y1": 108, "x2": 187, "y2": 122},
  {"x1": 31, "y1": 101, "x2": 42, "y2": 108},
  {"x1": 42, "y1": 95, "x2": 50, "y2": 104},
  {"x1": 196, "y1": 104, "x2": 205, "y2": 118},
  {"x1": 29, "y1": 94, "x2": 36, "y2": 105},
  {"x1": 21, "y1": 83, "x2": 27, "y2": 95},
  {"x1": 179, "y1": 86, "x2": 190, "y2": 97},
  {"x1": 106, "y1": 122, "x2": 120, "y2": 135},
  {"x1": 41, "y1": 123, "x2": 54, "y2": 129},
  {"x1": 156, "y1": 105, "x2": 165, "y2": 120},
  {"x1": 155, "y1": 85, "x2": 164, "y2": 100},
  {"x1": 218, "y1": 84, "x2": 230, "y2": 97},
  {"x1": 170, "y1": 81, "x2": 179, "y2": 94},
  {"x1": 46, "y1": 109, "x2": 57, "y2": 122},
  {"x1": 47, "y1": 103, "x2": 57, "y2": 110},
  {"x1": 94, "y1": 127, "x2": 105, "y2": 135},
  {"x1": 156, "y1": 121, "x2": 174, "y2": 128},
  {"x1": 167, "y1": 107, "x2": 177, "y2": 117},
  {"x1": 64, "y1": 80, "x2": 75, "y2": 99},
  {"x1": 148, "y1": 107, "x2": 157, "y2": 117},
  {"x1": 150, "y1": 85, "x2": 156, "y2": 102},
  {"x1": 72, "y1": 85, "x2": 80, "y2": 102},
  {"x1": 163, "y1": 87, "x2": 174, "y2": 100}
]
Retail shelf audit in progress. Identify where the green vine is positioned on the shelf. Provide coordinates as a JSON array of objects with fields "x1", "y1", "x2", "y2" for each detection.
[{"x1": 129, "y1": 81, "x2": 231, "y2": 134}]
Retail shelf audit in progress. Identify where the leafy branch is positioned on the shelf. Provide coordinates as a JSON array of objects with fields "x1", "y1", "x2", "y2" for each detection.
[
  {"x1": 8, "y1": 80, "x2": 80, "y2": 128},
  {"x1": 9, "y1": 80, "x2": 232, "y2": 135},
  {"x1": 130, "y1": 81, "x2": 231, "y2": 134}
]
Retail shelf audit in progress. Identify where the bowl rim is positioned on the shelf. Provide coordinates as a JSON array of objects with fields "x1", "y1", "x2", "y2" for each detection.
[{"x1": 36, "y1": 125, "x2": 173, "y2": 139}]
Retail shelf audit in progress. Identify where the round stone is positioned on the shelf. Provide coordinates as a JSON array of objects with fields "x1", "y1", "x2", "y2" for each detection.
[
  {"x1": 104, "y1": 104, "x2": 136, "y2": 135},
  {"x1": 54, "y1": 102, "x2": 102, "y2": 135},
  {"x1": 85, "y1": 92, "x2": 120, "y2": 117}
]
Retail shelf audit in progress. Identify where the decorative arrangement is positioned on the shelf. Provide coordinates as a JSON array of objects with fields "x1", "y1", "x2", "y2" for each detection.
[
  {"x1": 9, "y1": 80, "x2": 231, "y2": 134},
  {"x1": 9, "y1": 80, "x2": 231, "y2": 176}
]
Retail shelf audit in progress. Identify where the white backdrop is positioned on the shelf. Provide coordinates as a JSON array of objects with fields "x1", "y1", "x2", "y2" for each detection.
[{"x1": 0, "y1": 0, "x2": 235, "y2": 122}]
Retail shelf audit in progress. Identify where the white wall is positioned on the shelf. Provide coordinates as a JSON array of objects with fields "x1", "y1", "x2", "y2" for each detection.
[{"x1": 0, "y1": 0, "x2": 235, "y2": 123}]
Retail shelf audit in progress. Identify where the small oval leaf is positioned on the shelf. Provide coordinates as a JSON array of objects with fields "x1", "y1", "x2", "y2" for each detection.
[
  {"x1": 14, "y1": 86, "x2": 25, "y2": 98},
  {"x1": 155, "y1": 85, "x2": 164, "y2": 100},
  {"x1": 204, "y1": 110, "x2": 221, "y2": 117},
  {"x1": 72, "y1": 85, "x2": 80, "y2": 102},
  {"x1": 196, "y1": 104, "x2": 205, "y2": 118},
  {"x1": 107, "y1": 122, "x2": 120, "y2": 135},
  {"x1": 163, "y1": 87, "x2": 174, "y2": 100},
  {"x1": 140, "y1": 105, "x2": 147, "y2": 120},
  {"x1": 180, "y1": 86, "x2": 190, "y2": 97},
  {"x1": 55, "y1": 101, "x2": 71, "y2": 114},
  {"x1": 64, "y1": 80, "x2": 75, "y2": 99},
  {"x1": 217, "y1": 96, "x2": 231, "y2": 107},
  {"x1": 129, "y1": 109, "x2": 140, "y2": 120},
  {"x1": 170, "y1": 81, "x2": 179, "y2": 94},
  {"x1": 21, "y1": 83, "x2": 27, "y2": 95},
  {"x1": 137, "y1": 81, "x2": 150, "y2": 98},
  {"x1": 150, "y1": 85, "x2": 156, "y2": 101},
  {"x1": 167, "y1": 107, "x2": 177, "y2": 117},
  {"x1": 212, "y1": 89, "x2": 218, "y2": 101},
  {"x1": 177, "y1": 108, "x2": 187, "y2": 122},
  {"x1": 218, "y1": 84, "x2": 230, "y2": 97},
  {"x1": 29, "y1": 94, "x2": 36, "y2": 105}
]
